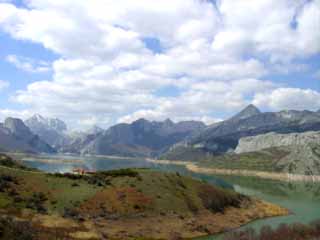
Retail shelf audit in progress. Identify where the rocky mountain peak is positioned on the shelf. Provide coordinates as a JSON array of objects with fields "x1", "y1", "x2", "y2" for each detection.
[
  {"x1": 86, "y1": 125, "x2": 103, "y2": 135},
  {"x1": 4, "y1": 117, "x2": 30, "y2": 136},
  {"x1": 25, "y1": 114, "x2": 67, "y2": 132},
  {"x1": 232, "y1": 104, "x2": 261, "y2": 120},
  {"x1": 163, "y1": 118, "x2": 174, "y2": 126}
]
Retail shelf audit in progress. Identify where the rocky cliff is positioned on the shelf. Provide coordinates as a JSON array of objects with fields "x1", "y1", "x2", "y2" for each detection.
[
  {"x1": 235, "y1": 131, "x2": 320, "y2": 154},
  {"x1": 25, "y1": 114, "x2": 68, "y2": 149},
  {"x1": 0, "y1": 117, "x2": 56, "y2": 153}
]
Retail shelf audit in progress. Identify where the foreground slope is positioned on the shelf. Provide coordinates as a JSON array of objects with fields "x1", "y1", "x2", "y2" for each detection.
[{"x1": 0, "y1": 154, "x2": 287, "y2": 240}]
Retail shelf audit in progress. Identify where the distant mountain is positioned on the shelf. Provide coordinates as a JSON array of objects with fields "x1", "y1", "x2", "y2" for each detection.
[
  {"x1": 81, "y1": 118, "x2": 206, "y2": 157},
  {"x1": 230, "y1": 104, "x2": 261, "y2": 121},
  {"x1": 59, "y1": 129, "x2": 103, "y2": 154},
  {"x1": 163, "y1": 105, "x2": 320, "y2": 159},
  {"x1": 25, "y1": 114, "x2": 67, "y2": 132},
  {"x1": 25, "y1": 114, "x2": 68, "y2": 149},
  {"x1": 0, "y1": 117, "x2": 56, "y2": 153},
  {"x1": 86, "y1": 125, "x2": 103, "y2": 135}
]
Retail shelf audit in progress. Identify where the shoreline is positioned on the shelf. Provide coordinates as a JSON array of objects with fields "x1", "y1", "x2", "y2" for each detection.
[
  {"x1": 5, "y1": 152, "x2": 320, "y2": 182},
  {"x1": 186, "y1": 164, "x2": 320, "y2": 182},
  {"x1": 146, "y1": 158, "x2": 320, "y2": 182}
]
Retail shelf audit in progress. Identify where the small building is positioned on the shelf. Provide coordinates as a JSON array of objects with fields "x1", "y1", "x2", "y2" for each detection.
[{"x1": 72, "y1": 168, "x2": 96, "y2": 175}]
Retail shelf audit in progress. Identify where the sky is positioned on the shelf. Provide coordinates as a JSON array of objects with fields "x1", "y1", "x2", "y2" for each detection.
[{"x1": 0, "y1": 0, "x2": 319, "y2": 130}]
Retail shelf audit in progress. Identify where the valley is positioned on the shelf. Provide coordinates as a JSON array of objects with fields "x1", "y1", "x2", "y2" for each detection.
[{"x1": 1, "y1": 106, "x2": 320, "y2": 239}]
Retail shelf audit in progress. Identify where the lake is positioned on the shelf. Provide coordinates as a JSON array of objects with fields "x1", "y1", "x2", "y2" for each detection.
[{"x1": 20, "y1": 154, "x2": 320, "y2": 239}]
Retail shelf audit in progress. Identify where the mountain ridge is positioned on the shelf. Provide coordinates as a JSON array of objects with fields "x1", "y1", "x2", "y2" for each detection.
[
  {"x1": 0, "y1": 117, "x2": 55, "y2": 153},
  {"x1": 163, "y1": 105, "x2": 320, "y2": 159},
  {"x1": 81, "y1": 118, "x2": 206, "y2": 157}
]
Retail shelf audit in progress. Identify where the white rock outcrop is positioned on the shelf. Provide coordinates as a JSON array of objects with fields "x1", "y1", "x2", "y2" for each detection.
[{"x1": 235, "y1": 131, "x2": 320, "y2": 154}]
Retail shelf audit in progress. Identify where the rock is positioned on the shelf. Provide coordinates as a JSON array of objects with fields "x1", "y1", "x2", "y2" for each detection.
[
  {"x1": 0, "y1": 117, "x2": 56, "y2": 153},
  {"x1": 235, "y1": 131, "x2": 320, "y2": 154},
  {"x1": 231, "y1": 104, "x2": 261, "y2": 121},
  {"x1": 25, "y1": 114, "x2": 68, "y2": 149}
]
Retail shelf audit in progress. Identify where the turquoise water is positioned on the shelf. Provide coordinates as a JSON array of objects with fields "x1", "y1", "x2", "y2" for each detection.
[
  {"x1": 196, "y1": 175, "x2": 320, "y2": 239},
  {"x1": 21, "y1": 155, "x2": 320, "y2": 239}
]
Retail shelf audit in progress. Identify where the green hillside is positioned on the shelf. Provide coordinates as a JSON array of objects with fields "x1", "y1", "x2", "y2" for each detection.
[{"x1": 0, "y1": 154, "x2": 287, "y2": 239}]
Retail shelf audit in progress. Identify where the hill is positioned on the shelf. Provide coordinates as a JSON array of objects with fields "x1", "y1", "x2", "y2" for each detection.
[
  {"x1": 191, "y1": 144, "x2": 320, "y2": 178},
  {"x1": 0, "y1": 154, "x2": 287, "y2": 239}
]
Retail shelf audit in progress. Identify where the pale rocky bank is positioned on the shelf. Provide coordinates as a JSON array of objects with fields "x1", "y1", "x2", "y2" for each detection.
[{"x1": 235, "y1": 131, "x2": 320, "y2": 154}]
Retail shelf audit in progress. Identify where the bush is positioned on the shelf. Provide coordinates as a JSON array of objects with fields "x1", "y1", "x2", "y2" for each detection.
[
  {"x1": 26, "y1": 192, "x2": 48, "y2": 213},
  {"x1": 98, "y1": 168, "x2": 139, "y2": 178},
  {"x1": 223, "y1": 220, "x2": 320, "y2": 240},
  {"x1": 51, "y1": 168, "x2": 139, "y2": 187},
  {"x1": 63, "y1": 207, "x2": 81, "y2": 220},
  {"x1": 0, "y1": 216, "x2": 36, "y2": 240},
  {"x1": 198, "y1": 184, "x2": 247, "y2": 213},
  {"x1": 0, "y1": 175, "x2": 18, "y2": 192},
  {"x1": 0, "y1": 154, "x2": 35, "y2": 171}
]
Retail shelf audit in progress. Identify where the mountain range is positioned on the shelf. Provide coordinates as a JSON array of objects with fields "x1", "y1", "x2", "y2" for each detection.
[
  {"x1": 164, "y1": 105, "x2": 320, "y2": 160},
  {"x1": 80, "y1": 118, "x2": 206, "y2": 157},
  {"x1": 1, "y1": 105, "x2": 320, "y2": 159}
]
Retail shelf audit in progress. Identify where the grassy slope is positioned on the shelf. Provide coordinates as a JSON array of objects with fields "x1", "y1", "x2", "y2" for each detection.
[
  {"x1": 197, "y1": 148, "x2": 290, "y2": 173},
  {"x1": 0, "y1": 154, "x2": 244, "y2": 217},
  {"x1": 0, "y1": 154, "x2": 287, "y2": 239},
  {"x1": 194, "y1": 144, "x2": 320, "y2": 176}
]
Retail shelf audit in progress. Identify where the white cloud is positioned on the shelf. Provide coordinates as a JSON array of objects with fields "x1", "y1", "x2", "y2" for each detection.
[
  {"x1": 5, "y1": 55, "x2": 51, "y2": 73},
  {"x1": 253, "y1": 88, "x2": 320, "y2": 111},
  {"x1": 216, "y1": 0, "x2": 320, "y2": 61},
  {"x1": 0, "y1": 0, "x2": 319, "y2": 128},
  {"x1": 0, "y1": 80, "x2": 9, "y2": 91},
  {"x1": 0, "y1": 109, "x2": 32, "y2": 122},
  {"x1": 118, "y1": 78, "x2": 277, "y2": 124}
]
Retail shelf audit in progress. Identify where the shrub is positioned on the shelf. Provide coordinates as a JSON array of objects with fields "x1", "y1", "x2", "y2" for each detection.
[
  {"x1": 0, "y1": 154, "x2": 35, "y2": 171},
  {"x1": 26, "y1": 192, "x2": 48, "y2": 213},
  {"x1": 0, "y1": 216, "x2": 36, "y2": 240},
  {"x1": 0, "y1": 175, "x2": 18, "y2": 192},
  {"x1": 198, "y1": 184, "x2": 246, "y2": 213},
  {"x1": 223, "y1": 220, "x2": 320, "y2": 240},
  {"x1": 98, "y1": 168, "x2": 139, "y2": 178}
]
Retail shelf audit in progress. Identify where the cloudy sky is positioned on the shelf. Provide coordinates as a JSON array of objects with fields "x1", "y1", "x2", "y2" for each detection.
[{"x1": 0, "y1": 0, "x2": 319, "y2": 129}]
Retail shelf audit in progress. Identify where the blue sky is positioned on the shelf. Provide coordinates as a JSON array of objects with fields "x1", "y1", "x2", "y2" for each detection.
[{"x1": 0, "y1": 0, "x2": 319, "y2": 129}]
